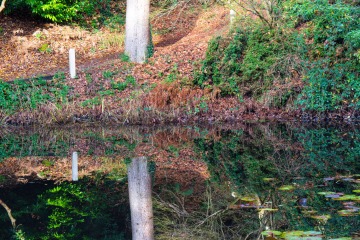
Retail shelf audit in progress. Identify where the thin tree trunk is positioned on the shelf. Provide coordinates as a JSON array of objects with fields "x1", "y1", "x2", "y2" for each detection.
[
  {"x1": 125, "y1": 0, "x2": 151, "y2": 63},
  {"x1": 127, "y1": 156, "x2": 154, "y2": 240}
]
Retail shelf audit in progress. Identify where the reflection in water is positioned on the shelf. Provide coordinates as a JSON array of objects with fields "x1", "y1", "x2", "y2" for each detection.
[
  {"x1": 0, "y1": 199, "x2": 16, "y2": 228},
  {"x1": 127, "y1": 157, "x2": 154, "y2": 240},
  {"x1": 0, "y1": 124, "x2": 359, "y2": 239}
]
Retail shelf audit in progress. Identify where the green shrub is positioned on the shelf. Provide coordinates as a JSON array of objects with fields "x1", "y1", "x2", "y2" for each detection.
[
  {"x1": 4, "y1": 0, "x2": 125, "y2": 25},
  {"x1": 195, "y1": 0, "x2": 359, "y2": 111},
  {"x1": 290, "y1": 0, "x2": 360, "y2": 111},
  {"x1": 193, "y1": 28, "x2": 247, "y2": 96},
  {"x1": 194, "y1": 26, "x2": 298, "y2": 98},
  {"x1": 25, "y1": 0, "x2": 82, "y2": 22}
]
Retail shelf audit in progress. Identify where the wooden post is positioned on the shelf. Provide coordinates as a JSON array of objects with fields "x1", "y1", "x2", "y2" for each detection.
[{"x1": 127, "y1": 156, "x2": 154, "y2": 240}]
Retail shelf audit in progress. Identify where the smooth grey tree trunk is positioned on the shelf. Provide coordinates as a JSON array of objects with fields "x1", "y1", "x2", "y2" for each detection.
[
  {"x1": 125, "y1": 0, "x2": 151, "y2": 63},
  {"x1": 127, "y1": 156, "x2": 154, "y2": 240}
]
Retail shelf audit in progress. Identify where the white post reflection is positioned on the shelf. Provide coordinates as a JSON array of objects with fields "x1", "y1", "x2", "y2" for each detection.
[
  {"x1": 72, "y1": 151, "x2": 78, "y2": 181},
  {"x1": 127, "y1": 156, "x2": 154, "y2": 240}
]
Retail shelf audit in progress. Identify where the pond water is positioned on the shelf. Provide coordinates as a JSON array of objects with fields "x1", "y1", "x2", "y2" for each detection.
[{"x1": 0, "y1": 123, "x2": 359, "y2": 239}]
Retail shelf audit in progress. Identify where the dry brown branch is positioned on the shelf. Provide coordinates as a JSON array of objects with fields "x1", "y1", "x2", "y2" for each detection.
[
  {"x1": 0, "y1": 0, "x2": 6, "y2": 13},
  {"x1": 0, "y1": 198, "x2": 16, "y2": 228}
]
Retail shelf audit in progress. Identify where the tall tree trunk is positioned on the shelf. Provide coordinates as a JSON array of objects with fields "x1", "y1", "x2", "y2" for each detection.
[
  {"x1": 125, "y1": 0, "x2": 152, "y2": 63},
  {"x1": 127, "y1": 156, "x2": 154, "y2": 240}
]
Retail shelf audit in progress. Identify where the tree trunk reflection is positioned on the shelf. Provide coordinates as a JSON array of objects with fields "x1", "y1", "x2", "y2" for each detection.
[{"x1": 128, "y1": 156, "x2": 154, "y2": 240}]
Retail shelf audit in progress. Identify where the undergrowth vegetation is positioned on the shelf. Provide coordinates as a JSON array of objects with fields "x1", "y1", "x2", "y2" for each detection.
[
  {"x1": 194, "y1": 0, "x2": 360, "y2": 111},
  {"x1": 0, "y1": 73, "x2": 70, "y2": 114}
]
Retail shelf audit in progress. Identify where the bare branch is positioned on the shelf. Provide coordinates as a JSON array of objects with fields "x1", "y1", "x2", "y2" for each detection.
[
  {"x1": 0, "y1": 199, "x2": 16, "y2": 228},
  {"x1": 0, "y1": 0, "x2": 6, "y2": 13}
]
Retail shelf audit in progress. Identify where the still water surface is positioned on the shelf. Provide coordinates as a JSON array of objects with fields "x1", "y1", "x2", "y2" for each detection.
[{"x1": 0, "y1": 124, "x2": 359, "y2": 239}]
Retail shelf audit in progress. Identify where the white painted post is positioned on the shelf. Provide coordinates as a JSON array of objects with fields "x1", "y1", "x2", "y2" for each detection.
[
  {"x1": 230, "y1": 9, "x2": 236, "y2": 25},
  {"x1": 72, "y1": 151, "x2": 78, "y2": 181},
  {"x1": 69, "y1": 48, "x2": 76, "y2": 78},
  {"x1": 229, "y1": 0, "x2": 236, "y2": 25}
]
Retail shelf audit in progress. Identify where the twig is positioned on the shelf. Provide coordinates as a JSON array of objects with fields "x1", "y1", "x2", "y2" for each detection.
[
  {"x1": 195, "y1": 209, "x2": 225, "y2": 227},
  {"x1": 0, "y1": 198, "x2": 16, "y2": 228}
]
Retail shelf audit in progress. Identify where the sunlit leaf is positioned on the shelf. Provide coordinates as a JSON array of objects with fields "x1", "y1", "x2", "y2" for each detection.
[
  {"x1": 263, "y1": 178, "x2": 276, "y2": 182},
  {"x1": 279, "y1": 185, "x2": 295, "y2": 191},
  {"x1": 353, "y1": 189, "x2": 360, "y2": 193}
]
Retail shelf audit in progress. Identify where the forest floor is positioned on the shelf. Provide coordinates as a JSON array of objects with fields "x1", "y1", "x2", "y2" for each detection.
[
  {"x1": 0, "y1": 3, "x2": 332, "y2": 126},
  {"x1": 1, "y1": 3, "x2": 224, "y2": 81}
]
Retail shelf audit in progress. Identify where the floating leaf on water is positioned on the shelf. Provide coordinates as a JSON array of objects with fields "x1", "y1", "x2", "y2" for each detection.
[
  {"x1": 317, "y1": 191, "x2": 336, "y2": 195},
  {"x1": 329, "y1": 237, "x2": 352, "y2": 240},
  {"x1": 302, "y1": 231, "x2": 322, "y2": 236},
  {"x1": 353, "y1": 189, "x2": 360, "y2": 193},
  {"x1": 302, "y1": 210, "x2": 318, "y2": 215},
  {"x1": 280, "y1": 231, "x2": 305, "y2": 238},
  {"x1": 341, "y1": 178, "x2": 354, "y2": 182},
  {"x1": 286, "y1": 237, "x2": 322, "y2": 240},
  {"x1": 259, "y1": 208, "x2": 278, "y2": 212},
  {"x1": 263, "y1": 178, "x2": 276, "y2": 182},
  {"x1": 342, "y1": 201, "x2": 356, "y2": 206},
  {"x1": 261, "y1": 230, "x2": 282, "y2": 236},
  {"x1": 310, "y1": 215, "x2": 331, "y2": 221},
  {"x1": 325, "y1": 194, "x2": 342, "y2": 199},
  {"x1": 334, "y1": 195, "x2": 360, "y2": 201},
  {"x1": 240, "y1": 196, "x2": 256, "y2": 202},
  {"x1": 338, "y1": 209, "x2": 359, "y2": 216},
  {"x1": 279, "y1": 185, "x2": 295, "y2": 191}
]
